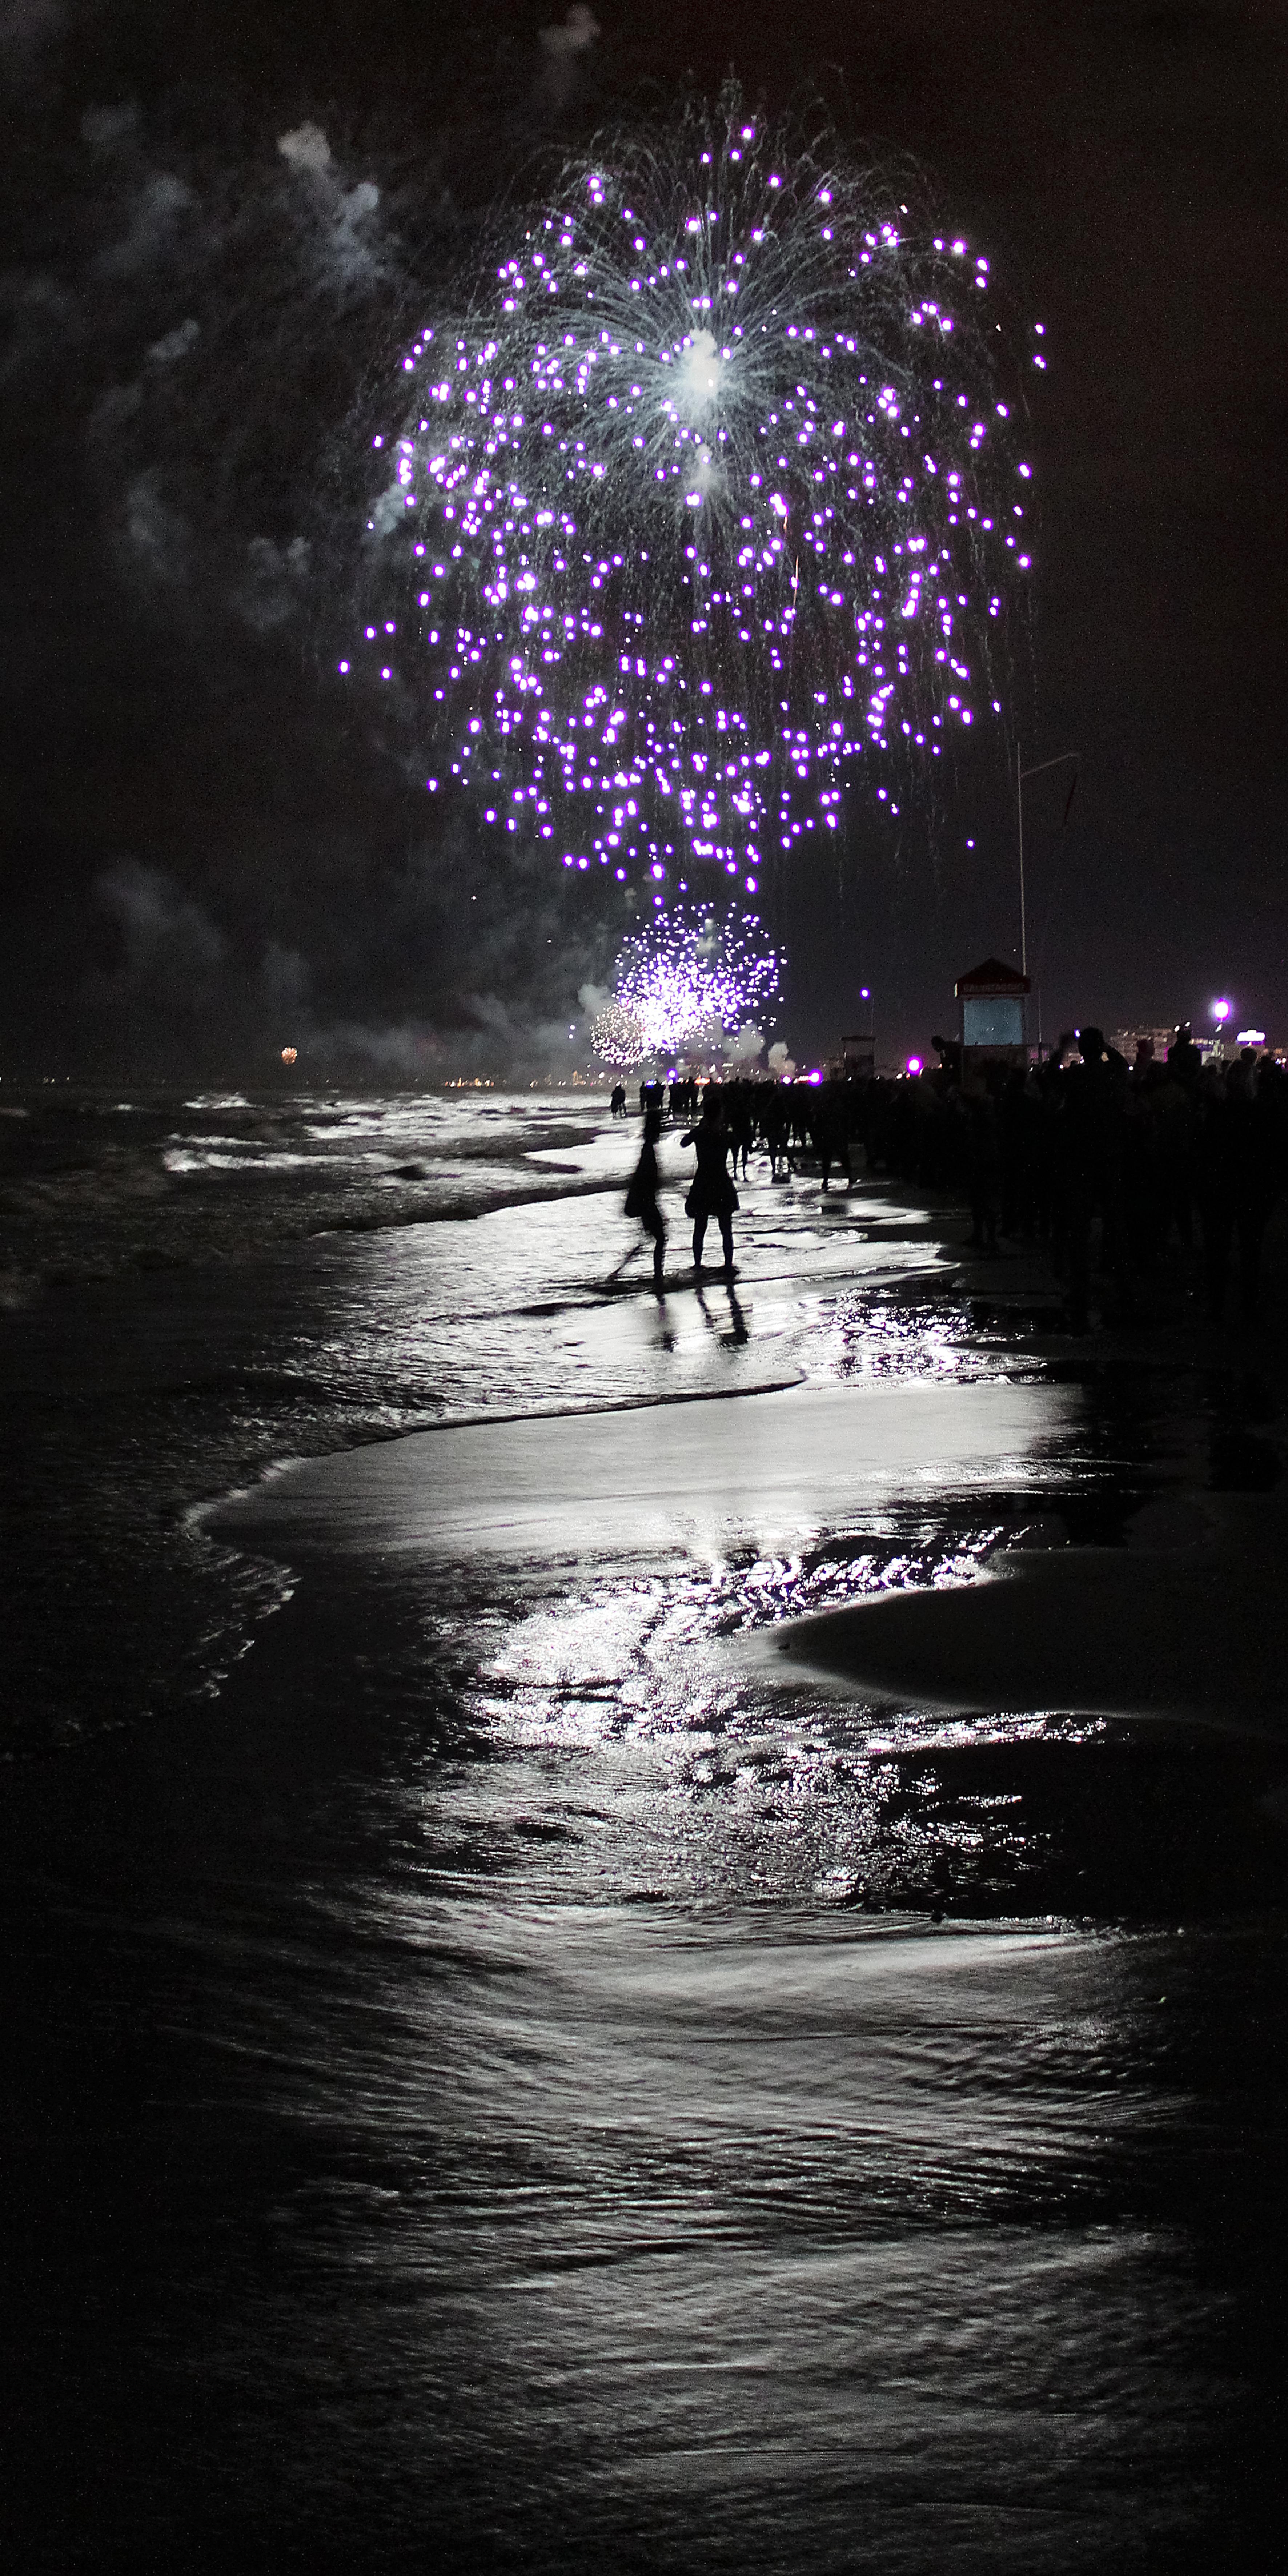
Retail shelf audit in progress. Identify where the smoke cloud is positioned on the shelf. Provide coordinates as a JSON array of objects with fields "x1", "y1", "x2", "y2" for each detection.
[
  {"x1": 538, "y1": 4, "x2": 600, "y2": 108},
  {"x1": 277, "y1": 121, "x2": 333, "y2": 176},
  {"x1": 0, "y1": 4, "x2": 639, "y2": 1080},
  {"x1": 147, "y1": 316, "x2": 200, "y2": 366},
  {"x1": 100, "y1": 859, "x2": 227, "y2": 979}
]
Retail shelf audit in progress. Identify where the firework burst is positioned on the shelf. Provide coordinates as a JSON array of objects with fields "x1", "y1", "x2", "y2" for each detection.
[
  {"x1": 345, "y1": 90, "x2": 1038, "y2": 899},
  {"x1": 589, "y1": 903, "x2": 779, "y2": 1066}
]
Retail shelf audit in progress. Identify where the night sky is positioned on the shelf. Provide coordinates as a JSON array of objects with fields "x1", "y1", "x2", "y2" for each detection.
[{"x1": 3, "y1": 0, "x2": 1285, "y2": 1078}]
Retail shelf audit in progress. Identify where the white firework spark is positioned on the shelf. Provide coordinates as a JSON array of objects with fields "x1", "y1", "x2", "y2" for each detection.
[{"x1": 589, "y1": 904, "x2": 779, "y2": 1064}]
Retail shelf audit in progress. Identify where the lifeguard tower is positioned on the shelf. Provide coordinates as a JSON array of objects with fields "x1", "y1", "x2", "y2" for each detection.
[{"x1": 955, "y1": 956, "x2": 1030, "y2": 1078}]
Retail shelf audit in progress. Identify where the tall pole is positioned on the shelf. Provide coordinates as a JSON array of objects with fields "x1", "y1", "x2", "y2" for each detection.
[
  {"x1": 1016, "y1": 747, "x2": 1080, "y2": 991},
  {"x1": 1017, "y1": 744, "x2": 1026, "y2": 978}
]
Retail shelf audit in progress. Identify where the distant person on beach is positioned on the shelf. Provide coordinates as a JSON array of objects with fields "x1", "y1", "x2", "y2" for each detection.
[
  {"x1": 962, "y1": 1076, "x2": 1002, "y2": 1253},
  {"x1": 1167, "y1": 1022, "x2": 1203, "y2": 1092},
  {"x1": 816, "y1": 1082, "x2": 854, "y2": 1193},
  {"x1": 610, "y1": 1083, "x2": 627, "y2": 1119},
  {"x1": 1061, "y1": 1027, "x2": 1131, "y2": 1328},
  {"x1": 1195, "y1": 1055, "x2": 1284, "y2": 1325},
  {"x1": 764, "y1": 1086, "x2": 793, "y2": 1181},
  {"x1": 624, "y1": 1107, "x2": 667, "y2": 1288},
  {"x1": 681, "y1": 1092, "x2": 739, "y2": 1271},
  {"x1": 728, "y1": 1082, "x2": 754, "y2": 1181}
]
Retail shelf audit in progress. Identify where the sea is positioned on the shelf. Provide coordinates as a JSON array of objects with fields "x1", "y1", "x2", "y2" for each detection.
[{"x1": 1, "y1": 1086, "x2": 1284, "y2": 2572}]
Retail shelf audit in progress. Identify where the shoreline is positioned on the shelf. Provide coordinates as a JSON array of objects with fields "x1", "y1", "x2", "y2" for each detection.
[
  {"x1": 202, "y1": 1129, "x2": 1288, "y2": 1756},
  {"x1": 206, "y1": 1372, "x2": 1078, "y2": 1562}
]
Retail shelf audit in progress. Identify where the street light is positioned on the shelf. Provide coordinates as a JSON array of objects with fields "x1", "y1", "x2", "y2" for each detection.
[
  {"x1": 847, "y1": 982, "x2": 875, "y2": 1071},
  {"x1": 1016, "y1": 745, "x2": 1080, "y2": 978}
]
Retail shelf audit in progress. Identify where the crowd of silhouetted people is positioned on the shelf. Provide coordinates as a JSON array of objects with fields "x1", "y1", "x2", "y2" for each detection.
[{"x1": 618, "y1": 1025, "x2": 1288, "y2": 1328}]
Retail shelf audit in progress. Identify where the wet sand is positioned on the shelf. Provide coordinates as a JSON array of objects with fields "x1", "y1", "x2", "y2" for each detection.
[
  {"x1": 210, "y1": 1242, "x2": 1288, "y2": 1743},
  {"x1": 767, "y1": 1488, "x2": 1288, "y2": 1737},
  {"x1": 209, "y1": 1373, "x2": 1079, "y2": 1560},
  {"x1": 6, "y1": 1105, "x2": 1288, "y2": 2572}
]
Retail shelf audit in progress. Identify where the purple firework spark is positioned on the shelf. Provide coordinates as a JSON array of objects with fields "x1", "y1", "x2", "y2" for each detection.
[{"x1": 345, "y1": 90, "x2": 1039, "y2": 905}]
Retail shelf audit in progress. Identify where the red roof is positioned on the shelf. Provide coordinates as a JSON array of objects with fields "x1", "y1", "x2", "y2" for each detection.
[{"x1": 955, "y1": 956, "x2": 1031, "y2": 997}]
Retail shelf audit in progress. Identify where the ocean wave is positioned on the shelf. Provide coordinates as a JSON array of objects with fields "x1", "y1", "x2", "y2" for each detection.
[{"x1": 162, "y1": 1147, "x2": 357, "y2": 1172}]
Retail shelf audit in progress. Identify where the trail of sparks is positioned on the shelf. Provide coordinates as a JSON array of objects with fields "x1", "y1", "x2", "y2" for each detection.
[{"x1": 344, "y1": 89, "x2": 1039, "y2": 902}]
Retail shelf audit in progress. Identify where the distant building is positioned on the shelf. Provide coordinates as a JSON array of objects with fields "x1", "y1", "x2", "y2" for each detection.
[
  {"x1": 838, "y1": 1033, "x2": 875, "y2": 1078},
  {"x1": 1107, "y1": 1024, "x2": 1280, "y2": 1068},
  {"x1": 1108, "y1": 1026, "x2": 1177, "y2": 1065}
]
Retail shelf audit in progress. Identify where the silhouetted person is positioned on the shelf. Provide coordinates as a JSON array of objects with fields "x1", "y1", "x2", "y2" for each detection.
[
  {"x1": 1060, "y1": 1026, "x2": 1131, "y2": 1328},
  {"x1": 999, "y1": 1067, "x2": 1042, "y2": 1238},
  {"x1": 1150, "y1": 1052, "x2": 1196, "y2": 1253},
  {"x1": 625, "y1": 1107, "x2": 667, "y2": 1288},
  {"x1": 1167, "y1": 1022, "x2": 1203, "y2": 1093},
  {"x1": 681, "y1": 1091, "x2": 739, "y2": 1270},
  {"x1": 765, "y1": 1086, "x2": 792, "y2": 1180},
  {"x1": 962, "y1": 1082, "x2": 1002, "y2": 1251},
  {"x1": 816, "y1": 1081, "x2": 853, "y2": 1192},
  {"x1": 610, "y1": 1083, "x2": 627, "y2": 1119},
  {"x1": 1196, "y1": 1058, "x2": 1283, "y2": 1324},
  {"x1": 728, "y1": 1081, "x2": 754, "y2": 1180},
  {"x1": 1122, "y1": 1057, "x2": 1168, "y2": 1276}
]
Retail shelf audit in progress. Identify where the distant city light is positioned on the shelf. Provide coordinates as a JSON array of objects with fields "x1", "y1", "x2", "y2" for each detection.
[
  {"x1": 906, "y1": 1053, "x2": 923, "y2": 1075},
  {"x1": 1237, "y1": 1028, "x2": 1266, "y2": 1046}
]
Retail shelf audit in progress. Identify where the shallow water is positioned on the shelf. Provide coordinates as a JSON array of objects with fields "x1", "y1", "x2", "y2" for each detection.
[
  {"x1": 3, "y1": 1089, "x2": 1285, "y2": 2569},
  {"x1": 0, "y1": 1085, "x2": 1024, "y2": 1752}
]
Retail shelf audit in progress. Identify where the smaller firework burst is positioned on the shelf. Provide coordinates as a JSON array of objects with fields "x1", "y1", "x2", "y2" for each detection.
[
  {"x1": 590, "y1": 904, "x2": 779, "y2": 1066},
  {"x1": 587, "y1": 997, "x2": 648, "y2": 1068}
]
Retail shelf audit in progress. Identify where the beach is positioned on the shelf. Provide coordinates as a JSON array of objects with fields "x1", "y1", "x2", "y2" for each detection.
[{"x1": 3, "y1": 1089, "x2": 1286, "y2": 2570}]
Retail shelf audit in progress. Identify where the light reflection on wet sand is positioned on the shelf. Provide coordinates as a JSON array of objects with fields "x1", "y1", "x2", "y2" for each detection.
[
  {"x1": 9, "y1": 1739, "x2": 1265, "y2": 2575},
  {"x1": 4, "y1": 1095, "x2": 1286, "y2": 2568}
]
